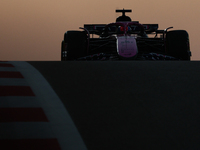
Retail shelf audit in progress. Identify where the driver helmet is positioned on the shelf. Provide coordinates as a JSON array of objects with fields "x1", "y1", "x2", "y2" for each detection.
[{"x1": 118, "y1": 26, "x2": 131, "y2": 32}]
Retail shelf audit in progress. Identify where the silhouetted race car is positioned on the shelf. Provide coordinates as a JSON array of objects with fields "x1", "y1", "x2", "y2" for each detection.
[{"x1": 61, "y1": 9, "x2": 191, "y2": 61}]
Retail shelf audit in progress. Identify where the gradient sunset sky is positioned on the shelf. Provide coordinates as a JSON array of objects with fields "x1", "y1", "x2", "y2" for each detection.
[{"x1": 0, "y1": 0, "x2": 200, "y2": 60}]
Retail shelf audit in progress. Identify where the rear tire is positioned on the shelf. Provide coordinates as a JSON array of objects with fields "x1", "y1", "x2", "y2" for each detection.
[
  {"x1": 166, "y1": 30, "x2": 191, "y2": 60},
  {"x1": 63, "y1": 31, "x2": 87, "y2": 60}
]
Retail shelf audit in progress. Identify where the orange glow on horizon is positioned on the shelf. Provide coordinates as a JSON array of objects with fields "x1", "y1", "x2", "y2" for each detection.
[{"x1": 0, "y1": 0, "x2": 200, "y2": 60}]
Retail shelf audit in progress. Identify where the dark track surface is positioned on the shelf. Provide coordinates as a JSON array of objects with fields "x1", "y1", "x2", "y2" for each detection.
[{"x1": 29, "y1": 61, "x2": 200, "y2": 150}]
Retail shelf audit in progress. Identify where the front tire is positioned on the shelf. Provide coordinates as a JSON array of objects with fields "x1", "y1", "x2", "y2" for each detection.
[
  {"x1": 63, "y1": 31, "x2": 87, "y2": 60},
  {"x1": 166, "y1": 30, "x2": 191, "y2": 60},
  {"x1": 61, "y1": 40, "x2": 66, "y2": 61}
]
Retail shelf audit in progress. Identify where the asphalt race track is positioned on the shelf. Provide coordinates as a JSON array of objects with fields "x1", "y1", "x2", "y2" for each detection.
[{"x1": 28, "y1": 61, "x2": 200, "y2": 149}]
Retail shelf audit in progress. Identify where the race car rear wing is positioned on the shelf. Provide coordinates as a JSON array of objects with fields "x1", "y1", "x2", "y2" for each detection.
[
  {"x1": 84, "y1": 24, "x2": 106, "y2": 35},
  {"x1": 143, "y1": 24, "x2": 158, "y2": 33},
  {"x1": 83, "y1": 23, "x2": 158, "y2": 35}
]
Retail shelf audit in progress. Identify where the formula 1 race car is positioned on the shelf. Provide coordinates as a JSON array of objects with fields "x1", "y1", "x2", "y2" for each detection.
[{"x1": 61, "y1": 9, "x2": 191, "y2": 61}]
